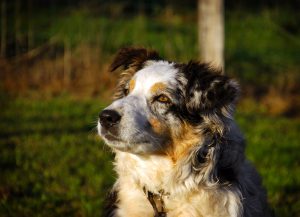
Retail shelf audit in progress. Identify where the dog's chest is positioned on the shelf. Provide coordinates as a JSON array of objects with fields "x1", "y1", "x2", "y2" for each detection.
[
  {"x1": 115, "y1": 152, "x2": 174, "y2": 193},
  {"x1": 114, "y1": 152, "x2": 241, "y2": 217}
]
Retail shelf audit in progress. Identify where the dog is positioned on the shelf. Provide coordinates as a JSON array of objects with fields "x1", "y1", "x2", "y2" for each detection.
[{"x1": 97, "y1": 47, "x2": 273, "y2": 217}]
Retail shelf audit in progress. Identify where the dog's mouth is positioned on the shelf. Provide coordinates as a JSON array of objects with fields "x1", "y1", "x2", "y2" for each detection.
[
  {"x1": 100, "y1": 128, "x2": 123, "y2": 142},
  {"x1": 100, "y1": 127, "x2": 147, "y2": 143},
  {"x1": 103, "y1": 132, "x2": 150, "y2": 146},
  {"x1": 100, "y1": 129, "x2": 157, "y2": 154}
]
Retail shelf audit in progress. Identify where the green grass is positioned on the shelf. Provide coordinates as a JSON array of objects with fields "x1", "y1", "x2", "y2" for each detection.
[
  {"x1": 0, "y1": 97, "x2": 299, "y2": 216},
  {"x1": 0, "y1": 98, "x2": 114, "y2": 216},
  {"x1": 225, "y1": 10, "x2": 300, "y2": 85}
]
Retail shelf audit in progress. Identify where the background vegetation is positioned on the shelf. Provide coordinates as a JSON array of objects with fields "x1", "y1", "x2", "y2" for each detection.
[{"x1": 0, "y1": 0, "x2": 299, "y2": 216}]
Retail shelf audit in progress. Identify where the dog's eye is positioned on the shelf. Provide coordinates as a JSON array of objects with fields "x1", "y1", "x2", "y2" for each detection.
[{"x1": 156, "y1": 94, "x2": 171, "y2": 104}]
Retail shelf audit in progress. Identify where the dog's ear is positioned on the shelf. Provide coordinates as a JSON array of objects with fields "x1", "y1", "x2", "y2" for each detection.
[
  {"x1": 182, "y1": 61, "x2": 240, "y2": 112},
  {"x1": 109, "y1": 47, "x2": 161, "y2": 72}
]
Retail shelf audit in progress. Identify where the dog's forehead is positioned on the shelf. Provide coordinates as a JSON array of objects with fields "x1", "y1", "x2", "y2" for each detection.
[{"x1": 132, "y1": 61, "x2": 177, "y2": 94}]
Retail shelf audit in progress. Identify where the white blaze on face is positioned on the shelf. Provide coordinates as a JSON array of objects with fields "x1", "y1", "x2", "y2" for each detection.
[{"x1": 131, "y1": 61, "x2": 177, "y2": 96}]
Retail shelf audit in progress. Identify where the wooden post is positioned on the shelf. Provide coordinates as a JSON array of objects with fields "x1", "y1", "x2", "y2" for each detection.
[{"x1": 198, "y1": 0, "x2": 224, "y2": 72}]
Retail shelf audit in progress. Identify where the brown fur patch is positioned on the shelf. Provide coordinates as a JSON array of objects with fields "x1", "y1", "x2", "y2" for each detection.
[
  {"x1": 149, "y1": 118, "x2": 168, "y2": 134},
  {"x1": 150, "y1": 82, "x2": 167, "y2": 95},
  {"x1": 129, "y1": 79, "x2": 136, "y2": 92},
  {"x1": 110, "y1": 47, "x2": 160, "y2": 72},
  {"x1": 167, "y1": 123, "x2": 202, "y2": 162}
]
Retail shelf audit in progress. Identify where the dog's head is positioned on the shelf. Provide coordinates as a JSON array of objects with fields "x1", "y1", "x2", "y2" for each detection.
[{"x1": 98, "y1": 47, "x2": 240, "y2": 163}]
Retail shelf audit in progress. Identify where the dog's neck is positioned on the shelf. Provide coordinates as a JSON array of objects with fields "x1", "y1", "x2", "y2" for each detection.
[
  {"x1": 115, "y1": 151, "x2": 175, "y2": 194},
  {"x1": 114, "y1": 147, "x2": 207, "y2": 197}
]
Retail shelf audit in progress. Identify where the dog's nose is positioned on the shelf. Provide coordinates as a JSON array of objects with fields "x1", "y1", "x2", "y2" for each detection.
[{"x1": 99, "y1": 109, "x2": 121, "y2": 128}]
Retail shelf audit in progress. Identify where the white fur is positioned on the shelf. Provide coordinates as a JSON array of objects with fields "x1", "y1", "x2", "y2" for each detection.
[
  {"x1": 132, "y1": 60, "x2": 177, "y2": 97},
  {"x1": 114, "y1": 150, "x2": 242, "y2": 217}
]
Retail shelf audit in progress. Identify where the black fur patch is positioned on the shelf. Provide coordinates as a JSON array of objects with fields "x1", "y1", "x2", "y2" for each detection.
[
  {"x1": 179, "y1": 61, "x2": 239, "y2": 112},
  {"x1": 215, "y1": 137, "x2": 245, "y2": 184},
  {"x1": 110, "y1": 47, "x2": 161, "y2": 72},
  {"x1": 102, "y1": 190, "x2": 118, "y2": 217},
  {"x1": 196, "y1": 142, "x2": 210, "y2": 164},
  {"x1": 216, "y1": 147, "x2": 239, "y2": 183},
  {"x1": 168, "y1": 61, "x2": 240, "y2": 126}
]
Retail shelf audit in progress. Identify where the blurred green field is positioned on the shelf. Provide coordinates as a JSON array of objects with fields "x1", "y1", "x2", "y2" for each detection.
[
  {"x1": 3, "y1": 6, "x2": 299, "y2": 96},
  {"x1": 0, "y1": 97, "x2": 299, "y2": 217},
  {"x1": 47, "y1": 8, "x2": 300, "y2": 85}
]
